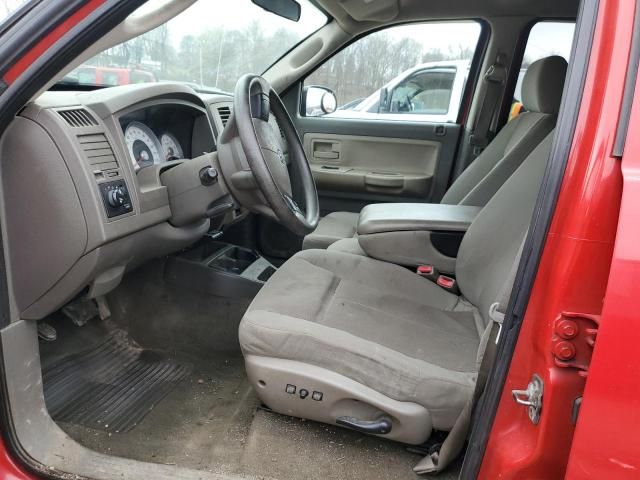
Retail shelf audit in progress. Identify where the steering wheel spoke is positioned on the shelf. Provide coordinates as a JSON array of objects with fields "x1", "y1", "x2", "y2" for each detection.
[
  {"x1": 284, "y1": 194, "x2": 304, "y2": 216},
  {"x1": 250, "y1": 92, "x2": 270, "y2": 121},
  {"x1": 222, "y1": 74, "x2": 319, "y2": 236}
]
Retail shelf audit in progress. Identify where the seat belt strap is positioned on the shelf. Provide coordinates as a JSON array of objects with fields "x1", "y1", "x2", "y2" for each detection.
[
  {"x1": 413, "y1": 320, "x2": 503, "y2": 475},
  {"x1": 470, "y1": 53, "x2": 507, "y2": 155},
  {"x1": 414, "y1": 237, "x2": 526, "y2": 475}
]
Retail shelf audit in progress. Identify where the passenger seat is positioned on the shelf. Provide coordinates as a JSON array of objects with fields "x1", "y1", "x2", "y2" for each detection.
[{"x1": 302, "y1": 55, "x2": 567, "y2": 250}]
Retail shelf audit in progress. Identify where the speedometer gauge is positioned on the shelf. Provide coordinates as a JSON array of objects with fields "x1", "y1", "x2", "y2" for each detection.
[
  {"x1": 124, "y1": 122, "x2": 163, "y2": 170},
  {"x1": 161, "y1": 133, "x2": 183, "y2": 161}
]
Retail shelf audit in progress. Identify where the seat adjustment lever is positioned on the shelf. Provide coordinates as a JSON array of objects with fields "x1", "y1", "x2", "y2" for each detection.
[{"x1": 336, "y1": 415, "x2": 392, "y2": 434}]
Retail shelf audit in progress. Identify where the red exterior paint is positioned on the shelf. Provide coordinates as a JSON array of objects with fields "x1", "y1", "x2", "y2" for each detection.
[
  {"x1": 0, "y1": 440, "x2": 33, "y2": 479},
  {"x1": 478, "y1": 0, "x2": 632, "y2": 478},
  {"x1": 75, "y1": 66, "x2": 157, "y2": 86},
  {"x1": 2, "y1": 0, "x2": 105, "y2": 85},
  {"x1": 564, "y1": 40, "x2": 640, "y2": 479}
]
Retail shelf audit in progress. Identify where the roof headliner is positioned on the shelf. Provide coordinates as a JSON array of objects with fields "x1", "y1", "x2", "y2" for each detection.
[{"x1": 316, "y1": 0, "x2": 580, "y2": 33}]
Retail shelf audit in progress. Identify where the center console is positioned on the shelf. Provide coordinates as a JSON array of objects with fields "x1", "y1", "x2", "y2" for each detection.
[
  {"x1": 356, "y1": 203, "x2": 482, "y2": 273},
  {"x1": 165, "y1": 238, "x2": 277, "y2": 298}
]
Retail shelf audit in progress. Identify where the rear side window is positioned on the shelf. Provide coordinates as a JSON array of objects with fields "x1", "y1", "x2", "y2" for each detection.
[
  {"x1": 303, "y1": 21, "x2": 482, "y2": 123},
  {"x1": 509, "y1": 21, "x2": 575, "y2": 120}
]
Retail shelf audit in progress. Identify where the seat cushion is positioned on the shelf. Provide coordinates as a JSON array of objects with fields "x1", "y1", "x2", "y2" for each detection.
[
  {"x1": 326, "y1": 237, "x2": 366, "y2": 256},
  {"x1": 239, "y1": 249, "x2": 481, "y2": 429},
  {"x1": 301, "y1": 211, "x2": 359, "y2": 250}
]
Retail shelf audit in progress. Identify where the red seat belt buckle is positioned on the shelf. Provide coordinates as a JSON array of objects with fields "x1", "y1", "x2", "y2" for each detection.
[
  {"x1": 417, "y1": 265, "x2": 438, "y2": 280},
  {"x1": 417, "y1": 265, "x2": 433, "y2": 275},
  {"x1": 437, "y1": 275, "x2": 460, "y2": 295}
]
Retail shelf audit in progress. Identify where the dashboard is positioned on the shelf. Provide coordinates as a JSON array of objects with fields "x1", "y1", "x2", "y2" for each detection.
[{"x1": 0, "y1": 83, "x2": 238, "y2": 319}]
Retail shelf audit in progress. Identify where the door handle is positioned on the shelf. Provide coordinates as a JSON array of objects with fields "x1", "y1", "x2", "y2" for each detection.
[
  {"x1": 311, "y1": 140, "x2": 341, "y2": 160},
  {"x1": 313, "y1": 151, "x2": 339, "y2": 160}
]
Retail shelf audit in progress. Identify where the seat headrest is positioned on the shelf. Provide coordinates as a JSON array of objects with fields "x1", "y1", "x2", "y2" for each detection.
[{"x1": 521, "y1": 55, "x2": 568, "y2": 114}]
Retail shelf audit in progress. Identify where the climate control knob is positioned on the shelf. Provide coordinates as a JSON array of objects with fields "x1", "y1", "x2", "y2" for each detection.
[
  {"x1": 107, "y1": 186, "x2": 126, "y2": 207},
  {"x1": 99, "y1": 180, "x2": 132, "y2": 218}
]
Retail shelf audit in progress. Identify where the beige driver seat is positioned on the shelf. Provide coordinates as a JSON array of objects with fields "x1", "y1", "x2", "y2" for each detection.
[
  {"x1": 239, "y1": 131, "x2": 555, "y2": 444},
  {"x1": 302, "y1": 55, "x2": 566, "y2": 251}
]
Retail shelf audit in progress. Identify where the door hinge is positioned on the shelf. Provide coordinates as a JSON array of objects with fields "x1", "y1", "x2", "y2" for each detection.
[
  {"x1": 551, "y1": 312, "x2": 600, "y2": 377},
  {"x1": 512, "y1": 374, "x2": 544, "y2": 424}
]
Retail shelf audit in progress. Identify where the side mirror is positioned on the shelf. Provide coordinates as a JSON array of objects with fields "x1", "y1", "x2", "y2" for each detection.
[
  {"x1": 378, "y1": 87, "x2": 390, "y2": 113},
  {"x1": 303, "y1": 86, "x2": 337, "y2": 117}
]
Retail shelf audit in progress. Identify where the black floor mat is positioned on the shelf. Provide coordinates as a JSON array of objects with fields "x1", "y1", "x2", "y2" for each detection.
[{"x1": 43, "y1": 331, "x2": 192, "y2": 433}]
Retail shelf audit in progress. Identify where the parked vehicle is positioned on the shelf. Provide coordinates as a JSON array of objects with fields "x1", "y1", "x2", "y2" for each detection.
[
  {"x1": 325, "y1": 60, "x2": 470, "y2": 123},
  {"x1": 73, "y1": 65, "x2": 157, "y2": 86}
]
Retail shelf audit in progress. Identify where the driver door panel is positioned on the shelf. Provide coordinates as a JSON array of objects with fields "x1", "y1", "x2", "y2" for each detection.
[
  {"x1": 306, "y1": 132, "x2": 440, "y2": 201},
  {"x1": 289, "y1": 108, "x2": 461, "y2": 214}
]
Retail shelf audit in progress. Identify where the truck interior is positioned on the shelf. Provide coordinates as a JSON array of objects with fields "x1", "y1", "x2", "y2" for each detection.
[{"x1": 0, "y1": 0, "x2": 591, "y2": 479}]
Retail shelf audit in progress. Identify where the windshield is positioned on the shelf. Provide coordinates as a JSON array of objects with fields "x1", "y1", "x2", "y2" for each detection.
[
  {"x1": 0, "y1": 0, "x2": 31, "y2": 27},
  {"x1": 66, "y1": 0, "x2": 327, "y2": 92}
]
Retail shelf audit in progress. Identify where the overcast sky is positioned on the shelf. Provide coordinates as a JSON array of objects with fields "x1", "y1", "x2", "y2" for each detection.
[
  {"x1": 1, "y1": 0, "x2": 575, "y2": 64},
  {"x1": 145, "y1": 1, "x2": 575, "y2": 63},
  {"x1": 525, "y1": 22, "x2": 575, "y2": 61},
  {"x1": 142, "y1": 0, "x2": 328, "y2": 45},
  {"x1": 384, "y1": 21, "x2": 574, "y2": 61}
]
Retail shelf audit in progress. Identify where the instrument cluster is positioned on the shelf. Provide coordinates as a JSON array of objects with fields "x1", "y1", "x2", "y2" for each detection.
[
  {"x1": 124, "y1": 121, "x2": 184, "y2": 169},
  {"x1": 120, "y1": 101, "x2": 215, "y2": 171}
]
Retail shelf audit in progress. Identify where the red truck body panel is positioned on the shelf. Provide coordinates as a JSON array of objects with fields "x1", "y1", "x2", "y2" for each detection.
[{"x1": 564, "y1": 31, "x2": 640, "y2": 479}]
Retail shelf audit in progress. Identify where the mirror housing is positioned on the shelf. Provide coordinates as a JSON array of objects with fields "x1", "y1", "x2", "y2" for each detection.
[
  {"x1": 251, "y1": 0, "x2": 301, "y2": 21},
  {"x1": 303, "y1": 86, "x2": 337, "y2": 117}
]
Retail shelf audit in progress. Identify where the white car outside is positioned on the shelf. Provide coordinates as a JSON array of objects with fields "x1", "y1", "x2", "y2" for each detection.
[{"x1": 328, "y1": 60, "x2": 471, "y2": 123}]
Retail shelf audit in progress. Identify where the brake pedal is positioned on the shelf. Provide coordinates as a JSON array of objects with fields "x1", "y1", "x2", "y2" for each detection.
[{"x1": 37, "y1": 322, "x2": 57, "y2": 342}]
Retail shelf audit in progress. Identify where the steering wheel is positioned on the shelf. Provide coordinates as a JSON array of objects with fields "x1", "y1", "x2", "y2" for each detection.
[{"x1": 232, "y1": 74, "x2": 319, "y2": 236}]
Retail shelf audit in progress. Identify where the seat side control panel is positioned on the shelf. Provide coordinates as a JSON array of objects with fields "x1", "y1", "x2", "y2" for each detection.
[{"x1": 99, "y1": 180, "x2": 133, "y2": 218}]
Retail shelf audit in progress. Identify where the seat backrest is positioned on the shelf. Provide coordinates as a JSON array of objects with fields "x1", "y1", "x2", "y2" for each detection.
[
  {"x1": 455, "y1": 130, "x2": 555, "y2": 328},
  {"x1": 441, "y1": 56, "x2": 567, "y2": 208}
]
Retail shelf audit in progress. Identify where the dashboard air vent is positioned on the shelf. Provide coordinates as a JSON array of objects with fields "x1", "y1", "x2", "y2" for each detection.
[
  {"x1": 58, "y1": 108, "x2": 99, "y2": 128},
  {"x1": 77, "y1": 133, "x2": 119, "y2": 174},
  {"x1": 217, "y1": 106, "x2": 231, "y2": 127}
]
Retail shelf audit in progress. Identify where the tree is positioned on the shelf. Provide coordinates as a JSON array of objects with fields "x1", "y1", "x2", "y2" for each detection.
[{"x1": 422, "y1": 48, "x2": 447, "y2": 63}]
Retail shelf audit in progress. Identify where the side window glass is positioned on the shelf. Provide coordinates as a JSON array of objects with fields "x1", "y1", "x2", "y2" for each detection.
[
  {"x1": 303, "y1": 22, "x2": 481, "y2": 122},
  {"x1": 509, "y1": 21, "x2": 575, "y2": 120},
  {"x1": 386, "y1": 68, "x2": 456, "y2": 114}
]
